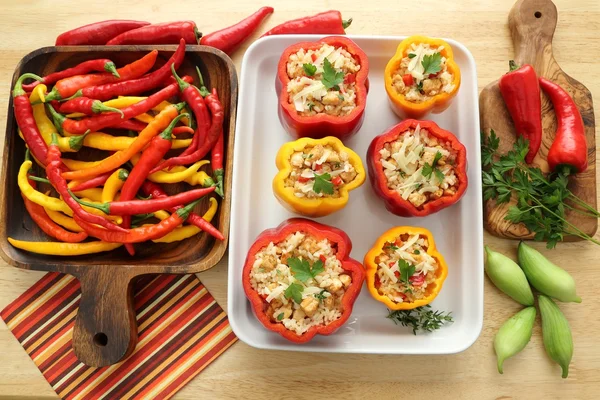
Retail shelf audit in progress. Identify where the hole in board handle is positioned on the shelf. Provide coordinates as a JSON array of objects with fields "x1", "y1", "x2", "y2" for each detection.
[
  {"x1": 94, "y1": 332, "x2": 108, "y2": 347},
  {"x1": 535, "y1": 11, "x2": 542, "y2": 18}
]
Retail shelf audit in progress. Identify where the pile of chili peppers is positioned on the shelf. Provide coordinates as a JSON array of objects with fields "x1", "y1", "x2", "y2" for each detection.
[
  {"x1": 9, "y1": 39, "x2": 227, "y2": 257},
  {"x1": 54, "y1": 9, "x2": 353, "y2": 56}
]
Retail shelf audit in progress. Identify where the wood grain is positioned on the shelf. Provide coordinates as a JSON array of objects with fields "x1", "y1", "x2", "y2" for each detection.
[
  {"x1": 0, "y1": 0, "x2": 600, "y2": 398},
  {"x1": 480, "y1": 0, "x2": 597, "y2": 240},
  {"x1": 0, "y1": 45, "x2": 238, "y2": 366}
]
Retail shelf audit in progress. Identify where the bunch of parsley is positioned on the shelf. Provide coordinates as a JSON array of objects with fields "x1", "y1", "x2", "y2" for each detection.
[{"x1": 481, "y1": 130, "x2": 599, "y2": 248}]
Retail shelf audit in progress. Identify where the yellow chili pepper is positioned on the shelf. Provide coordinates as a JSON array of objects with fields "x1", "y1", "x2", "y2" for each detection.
[
  {"x1": 61, "y1": 158, "x2": 103, "y2": 170},
  {"x1": 8, "y1": 238, "x2": 122, "y2": 256},
  {"x1": 273, "y1": 136, "x2": 366, "y2": 217},
  {"x1": 72, "y1": 188, "x2": 103, "y2": 202},
  {"x1": 81, "y1": 132, "x2": 192, "y2": 151},
  {"x1": 153, "y1": 210, "x2": 171, "y2": 220},
  {"x1": 130, "y1": 154, "x2": 213, "y2": 186},
  {"x1": 363, "y1": 226, "x2": 448, "y2": 310},
  {"x1": 29, "y1": 85, "x2": 81, "y2": 152},
  {"x1": 384, "y1": 35, "x2": 461, "y2": 119},
  {"x1": 18, "y1": 159, "x2": 123, "y2": 223},
  {"x1": 153, "y1": 197, "x2": 219, "y2": 243},
  {"x1": 44, "y1": 208, "x2": 85, "y2": 232},
  {"x1": 101, "y1": 168, "x2": 128, "y2": 203}
]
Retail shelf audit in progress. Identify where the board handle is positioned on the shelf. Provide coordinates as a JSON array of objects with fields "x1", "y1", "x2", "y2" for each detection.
[
  {"x1": 72, "y1": 268, "x2": 137, "y2": 367},
  {"x1": 508, "y1": 0, "x2": 558, "y2": 68}
]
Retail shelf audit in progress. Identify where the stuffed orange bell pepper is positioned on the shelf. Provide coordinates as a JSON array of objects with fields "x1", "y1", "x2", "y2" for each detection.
[
  {"x1": 384, "y1": 35, "x2": 461, "y2": 119},
  {"x1": 243, "y1": 218, "x2": 364, "y2": 343},
  {"x1": 273, "y1": 136, "x2": 365, "y2": 217},
  {"x1": 276, "y1": 36, "x2": 369, "y2": 140},
  {"x1": 364, "y1": 226, "x2": 448, "y2": 310}
]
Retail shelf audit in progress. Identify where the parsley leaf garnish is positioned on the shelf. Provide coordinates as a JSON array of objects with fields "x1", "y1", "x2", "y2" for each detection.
[
  {"x1": 303, "y1": 63, "x2": 317, "y2": 76},
  {"x1": 289, "y1": 257, "x2": 325, "y2": 282},
  {"x1": 277, "y1": 313, "x2": 284, "y2": 321},
  {"x1": 313, "y1": 172, "x2": 334, "y2": 195},
  {"x1": 481, "y1": 129, "x2": 600, "y2": 248},
  {"x1": 314, "y1": 290, "x2": 328, "y2": 302},
  {"x1": 422, "y1": 53, "x2": 442, "y2": 75},
  {"x1": 387, "y1": 305, "x2": 453, "y2": 335},
  {"x1": 434, "y1": 168, "x2": 445, "y2": 184},
  {"x1": 408, "y1": 53, "x2": 417, "y2": 59},
  {"x1": 398, "y1": 260, "x2": 416, "y2": 284},
  {"x1": 414, "y1": 250, "x2": 420, "y2": 255},
  {"x1": 321, "y1": 58, "x2": 344, "y2": 90},
  {"x1": 422, "y1": 151, "x2": 443, "y2": 181},
  {"x1": 284, "y1": 282, "x2": 304, "y2": 304},
  {"x1": 389, "y1": 244, "x2": 399, "y2": 251},
  {"x1": 338, "y1": 93, "x2": 345, "y2": 101},
  {"x1": 416, "y1": 81, "x2": 424, "y2": 92}
]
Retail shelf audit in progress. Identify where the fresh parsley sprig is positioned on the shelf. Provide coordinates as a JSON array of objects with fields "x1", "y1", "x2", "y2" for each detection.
[
  {"x1": 303, "y1": 63, "x2": 317, "y2": 76},
  {"x1": 284, "y1": 282, "x2": 304, "y2": 304},
  {"x1": 313, "y1": 172, "x2": 334, "y2": 195},
  {"x1": 289, "y1": 257, "x2": 324, "y2": 282},
  {"x1": 422, "y1": 151, "x2": 445, "y2": 183},
  {"x1": 397, "y1": 260, "x2": 416, "y2": 284},
  {"x1": 481, "y1": 130, "x2": 600, "y2": 248},
  {"x1": 321, "y1": 58, "x2": 344, "y2": 90},
  {"x1": 422, "y1": 53, "x2": 442, "y2": 75},
  {"x1": 387, "y1": 305, "x2": 453, "y2": 335}
]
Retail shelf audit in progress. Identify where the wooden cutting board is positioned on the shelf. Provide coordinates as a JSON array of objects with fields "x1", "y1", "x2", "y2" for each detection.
[{"x1": 480, "y1": 0, "x2": 597, "y2": 240}]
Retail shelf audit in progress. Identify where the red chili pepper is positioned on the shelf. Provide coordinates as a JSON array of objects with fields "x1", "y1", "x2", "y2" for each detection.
[
  {"x1": 113, "y1": 119, "x2": 194, "y2": 135},
  {"x1": 261, "y1": 10, "x2": 352, "y2": 37},
  {"x1": 332, "y1": 176, "x2": 342, "y2": 186},
  {"x1": 150, "y1": 89, "x2": 224, "y2": 173},
  {"x1": 540, "y1": 77, "x2": 588, "y2": 173},
  {"x1": 141, "y1": 181, "x2": 224, "y2": 241},
  {"x1": 367, "y1": 119, "x2": 469, "y2": 217},
  {"x1": 319, "y1": 254, "x2": 327, "y2": 263},
  {"x1": 402, "y1": 74, "x2": 414, "y2": 87},
  {"x1": 498, "y1": 60, "x2": 543, "y2": 164},
  {"x1": 46, "y1": 134, "x2": 127, "y2": 232},
  {"x1": 242, "y1": 218, "x2": 364, "y2": 343},
  {"x1": 22, "y1": 59, "x2": 119, "y2": 92},
  {"x1": 58, "y1": 97, "x2": 124, "y2": 116},
  {"x1": 211, "y1": 121, "x2": 225, "y2": 197},
  {"x1": 75, "y1": 40, "x2": 185, "y2": 102},
  {"x1": 74, "y1": 200, "x2": 201, "y2": 243},
  {"x1": 69, "y1": 170, "x2": 115, "y2": 192},
  {"x1": 45, "y1": 50, "x2": 159, "y2": 101},
  {"x1": 276, "y1": 36, "x2": 369, "y2": 140},
  {"x1": 56, "y1": 20, "x2": 150, "y2": 45},
  {"x1": 106, "y1": 21, "x2": 200, "y2": 45},
  {"x1": 22, "y1": 182, "x2": 88, "y2": 243},
  {"x1": 200, "y1": 7, "x2": 274, "y2": 55},
  {"x1": 71, "y1": 186, "x2": 215, "y2": 215},
  {"x1": 47, "y1": 74, "x2": 192, "y2": 135},
  {"x1": 12, "y1": 73, "x2": 49, "y2": 166}
]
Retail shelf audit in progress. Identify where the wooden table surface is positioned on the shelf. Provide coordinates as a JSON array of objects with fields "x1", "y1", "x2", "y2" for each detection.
[{"x1": 1, "y1": 0, "x2": 599, "y2": 398}]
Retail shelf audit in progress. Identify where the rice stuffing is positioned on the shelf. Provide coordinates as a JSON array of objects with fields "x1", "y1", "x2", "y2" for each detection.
[
  {"x1": 379, "y1": 124, "x2": 459, "y2": 208},
  {"x1": 373, "y1": 233, "x2": 440, "y2": 303},
  {"x1": 249, "y1": 232, "x2": 352, "y2": 335},
  {"x1": 284, "y1": 144, "x2": 358, "y2": 199},
  {"x1": 390, "y1": 42, "x2": 455, "y2": 103},
  {"x1": 286, "y1": 43, "x2": 361, "y2": 116}
]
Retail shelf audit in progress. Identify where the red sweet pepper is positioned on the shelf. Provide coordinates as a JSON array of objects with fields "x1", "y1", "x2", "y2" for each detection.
[
  {"x1": 540, "y1": 77, "x2": 588, "y2": 173},
  {"x1": 498, "y1": 60, "x2": 543, "y2": 164},
  {"x1": 367, "y1": 119, "x2": 468, "y2": 217},
  {"x1": 55, "y1": 20, "x2": 150, "y2": 46},
  {"x1": 276, "y1": 36, "x2": 369, "y2": 140},
  {"x1": 106, "y1": 21, "x2": 200, "y2": 45},
  {"x1": 242, "y1": 218, "x2": 364, "y2": 343},
  {"x1": 200, "y1": 7, "x2": 274, "y2": 55},
  {"x1": 261, "y1": 10, "x2": 352, "y2": 37}
]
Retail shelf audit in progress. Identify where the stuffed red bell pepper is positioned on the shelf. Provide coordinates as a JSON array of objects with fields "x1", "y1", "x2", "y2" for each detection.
[
  {"x1": 242, "y1": 218, "x2": 364, "y2": 343},
  {"x1": 367, "y1": 119, "x2": 468, "y2": 217},
  {"x1": 276, "y1": 36, "x2": 369, "y2": 141}
]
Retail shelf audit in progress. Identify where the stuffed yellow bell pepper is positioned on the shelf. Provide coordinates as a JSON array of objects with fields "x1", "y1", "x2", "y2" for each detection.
[
  {"x1": 364, "y1": 226, "x2": 448, "y2": 310},
  {"x1": 384, "y1": 35, "x2": 461, "y2": 119},
  {"x1": 273, "y1": 136, "x2": 365, "y2": 217}
]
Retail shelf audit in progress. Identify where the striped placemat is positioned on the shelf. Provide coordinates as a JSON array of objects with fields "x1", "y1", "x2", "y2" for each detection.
[{"x1": 1, "y1": 272, "x2": 237, "y2": 399}]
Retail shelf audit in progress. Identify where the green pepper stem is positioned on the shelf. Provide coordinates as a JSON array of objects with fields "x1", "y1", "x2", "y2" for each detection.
[
  {"x1": 194, "y1": 66, "x2": 210, "y2": 97},
  {"x1": 160, "y1": 113, "x2": 189, "y2": 140},
  {"x1": 509, "y1": 60, "x2": 520, "y2": 72},
  {"x1": 194, "y1": 26, "x2": 202, "y2": 43},
  {"x1": 46, "y1": 104, "x2": 66, "y2": 134},
  {"x1": 50, "y1": 132, "x2": 59, "y2": 147},
  {"x1": 68, "y1": 189, "x2": 110, "y2": 214},
  {"x1": 25, "y1": 149, "x2": 31, "y2": 161},
  {"x1": 342, "y1": 18, "x2": 353, "y2": 30},
  {"x1": 104, "y1": 61, "x2": 120, "y2": 78},
  {"x1": 13, "y1": 73, "x2": 43, "y2": 98},
  {"x1": 91, "y1": 100, "x2": 124, "y2": 117},
  {"x1": 171, "y1": 63, "x2": 190, "y2": 92},
  {"x1": 118, "y1": 169, "x2": 129, "y2": 181},
  {"x1": 203, "y1": 176, "x2": 215, "y2": 188},
  {"x1": 176, "y1": 199, "x2": 202, "y2": 219},
  {"x1": 61, "y1": 89, "x2": 83, "y2": 102},
  {"x1": 214, "y1": 169, "x2": 224, "y2": 197},
  {"x1": 174, "y1": 101, "x2": 187, "y2": 112},
  {"x1": 68, "y1": 130, "x2": 90, "y2": 151},
  {"x1": 27, "y1": 175, "x2": 51, "y2": 184}
]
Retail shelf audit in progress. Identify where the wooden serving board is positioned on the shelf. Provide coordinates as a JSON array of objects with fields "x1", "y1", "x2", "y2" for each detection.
[
  {"x1": 480, "y1": 0, "x2": 597, "y2": 240},
  {"x1": 0, "y1": 45, "x2": 238, "y2": 367}
]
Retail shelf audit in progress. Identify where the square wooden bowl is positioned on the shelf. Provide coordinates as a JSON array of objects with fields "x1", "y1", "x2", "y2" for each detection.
[{"x1": 0, "y1": 45, "x2": 237, "y2": 366}]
